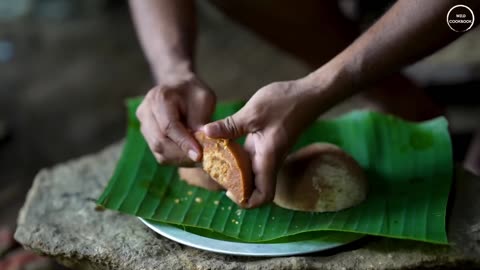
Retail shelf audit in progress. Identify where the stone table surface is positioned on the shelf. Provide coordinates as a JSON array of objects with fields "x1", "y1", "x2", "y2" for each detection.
[{"x1": 14, "y1": 142, "x2": 480, "y2": 270}]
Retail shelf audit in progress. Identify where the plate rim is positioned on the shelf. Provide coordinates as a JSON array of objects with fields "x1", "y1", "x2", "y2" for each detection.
[{"x1": 139, "y1": 218, "x2": 364, "y2": 257}]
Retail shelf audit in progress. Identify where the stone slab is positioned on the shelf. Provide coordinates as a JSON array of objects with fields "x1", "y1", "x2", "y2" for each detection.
[{"x1": 14, "y1": 142, "x2": 480, "y2": 270}]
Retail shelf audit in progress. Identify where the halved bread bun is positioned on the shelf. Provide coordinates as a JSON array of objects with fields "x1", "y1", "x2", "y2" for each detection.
[
  {"x1": 194, "y1": 131, "x2": 253, "y2": 203},
  {"x1": 178, "y1": 167, "x2": 224, "y2": 191},
  {"x1": 274, "y1": 143, "x2": 367, "y2": 212}
]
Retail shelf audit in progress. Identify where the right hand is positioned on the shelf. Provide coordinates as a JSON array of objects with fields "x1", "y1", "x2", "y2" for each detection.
[
  {"x1": 203, "y1": 78, "x2": 328, "y2": 208},
  {"x1": 136, "y1": 74, "x2": 216, "y2": 166}
]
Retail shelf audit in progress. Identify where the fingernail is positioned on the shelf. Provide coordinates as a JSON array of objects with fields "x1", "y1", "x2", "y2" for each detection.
[
  {"x1": 203, "y1": 123, "x2": 218, "y2": 137},
  {"x1": 188, "y1": 150, "x2": 199, "y2": 161}
]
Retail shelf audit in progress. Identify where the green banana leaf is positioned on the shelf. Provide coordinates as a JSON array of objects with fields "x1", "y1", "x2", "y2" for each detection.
[{"x1": 97, "y1": 98, "x2": 452, "y2": 244}]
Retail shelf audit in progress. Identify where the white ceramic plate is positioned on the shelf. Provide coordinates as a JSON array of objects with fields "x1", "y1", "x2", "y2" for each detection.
[{"x1": 139, "y1": 218, "x2": 364, "y2": 257}]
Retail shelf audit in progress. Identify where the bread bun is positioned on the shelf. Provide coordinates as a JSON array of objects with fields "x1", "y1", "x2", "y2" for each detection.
[
  {"x1": 178, "y1": 167, "x2": 224, "y2": 191},
  {"x1": 194, "y1": 131, "x2": 253, "y2": 203},
  {"x1": 274, "y1": 143, "x2": 367, "y2": 212}
]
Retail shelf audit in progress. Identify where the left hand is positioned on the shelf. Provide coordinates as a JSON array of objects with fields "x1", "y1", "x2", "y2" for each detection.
[{"x1": 203, "y1": 77, "x2": 329, "y2": 208}]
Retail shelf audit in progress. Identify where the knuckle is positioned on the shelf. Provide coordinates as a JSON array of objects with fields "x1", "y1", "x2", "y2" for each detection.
[
  {"x1": 170, "y1": 79, "x2": 190, "y2": 89},
  {"x1": 157, "y1": 88, "x2": 168, "y2": 99},
  {"x1": 174, "y1": 136, "x2": 190, "y2": 151},
  {"x1": 156, "y1": 86, "x2": 176, "y2": 101},
  {"x1": 162, "y1": 120, "x2": 175, "y2": 134},
  {"x1": 162, "y1": 121, "x2": 190, "y2": 150},
  {"x1": 268, "y1": 81, "x2": 282, "y2": 89},
  {"x1": 225, "y1": 116, "x2": 240, "y2": 136},
  {"x1": 269, "y1": 81, "x2": 290, "y2": 92},
  {"x1": 145, "y1": 89, "x2": 155, "y2": 99},
  {"x1": 151, "y1": 138, "x2": 164, "y2": 153},
  {"x1": 136, "y1": 106, "x2": 144, "y2": 120},
  {"x1": 149, "y1": 86, "x2": 170, "y2": 102},
  {"x1": 195, "y1": 89, "x2": 212, "y2": 102},
  {"x1": 135, "y1": 110, "x2": 142, "y2": 120},
  {"x1": 136, "y1": 101, "x2": 148, "y2": 120}
]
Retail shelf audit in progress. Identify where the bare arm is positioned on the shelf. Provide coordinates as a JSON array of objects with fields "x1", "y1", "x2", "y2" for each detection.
[
  {"x1": 129, "y1": 0, "x2": 196, "y2": 82},
  {"x1": 308, "y1": 0, "x2": 479, "y2": 106},
  {"x1": 130, "y1": 0, "x2": 216, "y2": 166},
  {"x1": 203, "y1": 0, "x2": 479, "y2": 208}
]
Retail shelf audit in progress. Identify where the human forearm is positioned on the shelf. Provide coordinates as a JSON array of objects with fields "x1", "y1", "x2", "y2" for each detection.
[
  {"x1": 131, "y1": 0, "x2": 217, "y2": 166},
  {"x1": 306, "y1": 0, "x2": 478, "y2": 109},
  {"x1": 202, "y1": 0, "x2": 479, "y2": 208},
  {"x1": 129, "y1": 0, "x2": 196, "y2": 82}
]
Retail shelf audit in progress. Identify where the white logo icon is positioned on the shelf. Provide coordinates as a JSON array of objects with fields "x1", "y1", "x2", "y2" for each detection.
[{"x1": 447, "y1": 5, "x2": 475, "y2": 32}]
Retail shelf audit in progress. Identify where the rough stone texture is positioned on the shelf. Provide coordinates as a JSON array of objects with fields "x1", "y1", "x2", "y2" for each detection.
[{"x1": 14, "y1": 142, "x2": 480, "y2": 270}]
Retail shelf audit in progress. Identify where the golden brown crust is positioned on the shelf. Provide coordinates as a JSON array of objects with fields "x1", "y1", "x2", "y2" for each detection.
[
  {"x1": 274, "y1": 143, "x2": 368, "y2": 212},
  {"x1": 178, "y1": 167, "x2": 224, "y2": 191},
  {"x1": 194, "y1": 131, "x2": 253, "y2": 203},
  {"x1": 225, "y1": 141, "x2": 253, "y2": 203}
]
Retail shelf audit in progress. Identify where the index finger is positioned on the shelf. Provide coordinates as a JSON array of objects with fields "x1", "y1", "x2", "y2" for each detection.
[
  {"x1": 164, "y1": 120, "x2": 203, "y2": 162},
  {"x1": 151, "y1": 98, "x2": 202, "y2": 162}
]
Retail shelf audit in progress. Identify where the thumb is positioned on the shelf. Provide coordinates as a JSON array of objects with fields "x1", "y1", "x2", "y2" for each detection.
[{"x1": 202, "y1": 110, "x2": 249, "y2": 139}]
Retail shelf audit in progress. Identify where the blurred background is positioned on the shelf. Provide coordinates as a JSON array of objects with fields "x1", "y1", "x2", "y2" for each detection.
[{"x1": 0, "y1": 0, "x2": 478, "y2": 268}]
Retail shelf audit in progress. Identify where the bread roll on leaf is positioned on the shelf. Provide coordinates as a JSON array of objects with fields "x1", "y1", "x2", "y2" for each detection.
[{"x1": 274, "y1": 143, "x2": 367, "y2": 212}]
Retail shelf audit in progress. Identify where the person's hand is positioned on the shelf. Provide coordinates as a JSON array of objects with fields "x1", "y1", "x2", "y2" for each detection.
[
  {"x1": 203, "y1": 77, "x2": 330, "y2": 208},
  {"x1": 137, "y1": 74, "x2": 216, "y2": 166}
]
